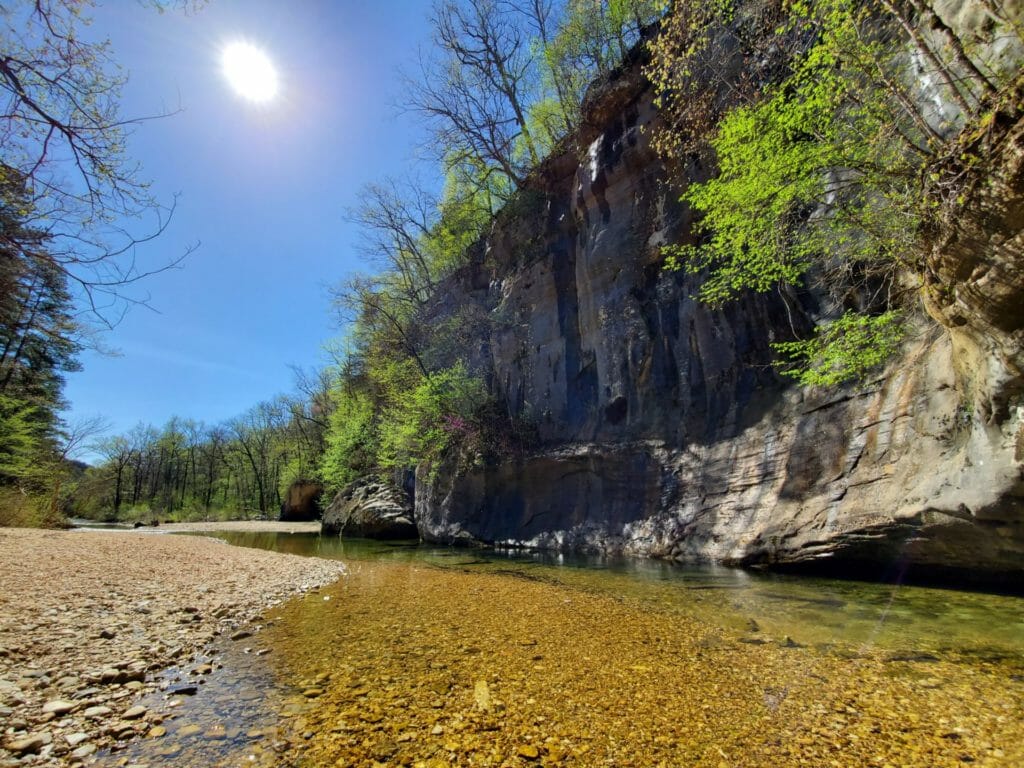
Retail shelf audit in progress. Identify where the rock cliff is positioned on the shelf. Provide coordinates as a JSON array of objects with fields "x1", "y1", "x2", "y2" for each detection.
[{"x1": 415, "y1": 7, "x2": 1024, "y2": 585}]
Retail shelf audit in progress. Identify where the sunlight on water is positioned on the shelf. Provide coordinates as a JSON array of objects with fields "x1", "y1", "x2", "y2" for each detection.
[
  {"x1": 105, "y1": 532, "x2": 1024, "y2": 767},
  {"x1": 212, "y1": 531, "x2": 1024, "y2": 658}
]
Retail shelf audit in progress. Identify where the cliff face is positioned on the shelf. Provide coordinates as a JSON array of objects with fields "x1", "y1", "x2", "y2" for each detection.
[{"x1": 415, "y1": 14, "x2": 1024, "y2": 584}]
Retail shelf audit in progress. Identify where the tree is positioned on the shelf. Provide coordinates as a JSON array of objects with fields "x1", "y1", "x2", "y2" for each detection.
[
  {"x1": 42, "y1": 413, "x2": 107, "y2": 523},
  {"x1": 0, "y1": 167, "x2": 81, "y2": 486},
  {"x1": 94, "y1": 435, "x2": 134, "y2": 517},
  {"x1": 348, "y1": 178, "x2": 444, "y2": 304},
  {"x1": 229, "y1": 400, "x2": 289, "y2": 516},
  {"x1": 537, "y1": 0, "x2": 662, "y2": 127},
  {"x1": 410, "y1": 0, "x2": 543, "y2": 188},
  {"x1": 0, "y1": 1, "x2": 196, "y2": 328},
  {"x1": 319, "y1": 386, "x2": 377, "y2": 492},
  {"x1": 376, "y1": 361, "x2": 488, "y2": 474},
  {"x1": 408, "y1": 0, "x2": 664, "y2": 190},
  {"x1": 649, "y1": 0, "x2": 1023, "y2": 385},
  {"x1": 0, "y1": 1, "x2": 200, "y2": 520}
]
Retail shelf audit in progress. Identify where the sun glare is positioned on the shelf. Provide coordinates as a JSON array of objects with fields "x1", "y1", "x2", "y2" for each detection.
[{"x1": 221, "y1": 42, "x2": 279, "y2": 103}]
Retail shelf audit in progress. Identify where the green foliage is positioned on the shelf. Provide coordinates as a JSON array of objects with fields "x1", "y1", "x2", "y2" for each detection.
[
  {"x1": 428, "y1": 159, "x2": 502, "y2": 270},
  {"x1": 319, "y1": 387, "x2": 377, "y2": 493},
  {"x1": 376, "y1": 362, "x2": 487, "y2": 474},
  {"x1": 542, "y1": 0, "x2": 664, "y2": 117},
  {"x1": 522, "y1": 97, "x2": 570, "y2": 160},
  {"x1": 664, "y1": 2, "x2": 918, "y2": 308},
  {"x1": 0, "y1": 485, "x2": 45, "y2": 527},
  {"x1": 648, "y1": 0, "x2": 1015, "y2": 385},
  {"x1": 0, "y1": 168, "x2": 83, "y2": 504},
  {"x1": 0, "y1": 394, "x2": 42, "y2": 484},
  {"x1": 772, "y1": 311, "x2": 905, "y2": 386}
]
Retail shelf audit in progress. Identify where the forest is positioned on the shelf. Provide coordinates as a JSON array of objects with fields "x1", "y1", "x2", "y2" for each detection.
[{"x1": 1, "y1": 0, "x2": 1020, "y2": 523}]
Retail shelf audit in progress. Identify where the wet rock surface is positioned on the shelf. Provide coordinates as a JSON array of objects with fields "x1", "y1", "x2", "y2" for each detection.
[{"x1": 0, "y1": 527, "x2": 344, "y2": 767}]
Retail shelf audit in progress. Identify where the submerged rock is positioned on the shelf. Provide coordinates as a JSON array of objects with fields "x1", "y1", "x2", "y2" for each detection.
[{"x1": 321, "y1": 478, "x2": 417, "y2": 540}]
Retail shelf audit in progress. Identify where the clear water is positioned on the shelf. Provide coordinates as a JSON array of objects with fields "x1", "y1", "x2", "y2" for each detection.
[
  {"x1": 99, "y1": 531, "x2": 1024, "y2": 767},
  {"x1": 208, "y1": 531, "x2": 1024, "y2": 658}
]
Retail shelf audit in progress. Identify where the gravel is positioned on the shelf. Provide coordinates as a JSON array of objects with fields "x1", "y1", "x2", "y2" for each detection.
[{"x1": 0, "y1": 526, "x2": 344, "y2": 766}]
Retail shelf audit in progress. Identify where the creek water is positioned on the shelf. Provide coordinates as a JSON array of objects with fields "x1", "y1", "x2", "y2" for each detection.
[{"x1": 101, "y1": 532, "x2": 1024, "y2": 767}]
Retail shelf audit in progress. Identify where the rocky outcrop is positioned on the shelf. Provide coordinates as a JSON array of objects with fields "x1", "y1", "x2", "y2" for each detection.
[
  {"x1": 415, "y1": 6, "x2": 1024, "y2": 585},
  {"x1": 422, "y1": 329, "x2": 1024, "y2": 583},
  {"x1": 321, "y1": 479, "x2": 417, "y2": 539},
  {"x1": 279, "y1": 481, "x2": 323, "y2": 522}
]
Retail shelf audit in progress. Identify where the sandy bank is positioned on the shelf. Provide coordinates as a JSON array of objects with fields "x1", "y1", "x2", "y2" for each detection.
[
  {"x1": 0, "y1": 527, "x2": 344, "y2": 766},
  {"x1": 153, "y1": 520, "x2": 321, "y2": 535}
]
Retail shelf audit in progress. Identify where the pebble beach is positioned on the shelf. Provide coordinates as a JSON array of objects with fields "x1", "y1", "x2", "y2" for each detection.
[{"x1": 0, "y1": 526, "x2": 343, "y2": 766}]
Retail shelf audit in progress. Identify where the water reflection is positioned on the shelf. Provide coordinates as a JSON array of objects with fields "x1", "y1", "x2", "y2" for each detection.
[
  {"x1": 202, "y1": 531, "x2": 1024, "y2": 658},
  {"x1": 99, "y1": 530, "x2": 1023, "y2": 767}
]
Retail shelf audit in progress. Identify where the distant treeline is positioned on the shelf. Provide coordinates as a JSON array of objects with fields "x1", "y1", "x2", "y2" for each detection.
[{"x1": 74, "y1": 377, "x2": 330, "y2": 520}]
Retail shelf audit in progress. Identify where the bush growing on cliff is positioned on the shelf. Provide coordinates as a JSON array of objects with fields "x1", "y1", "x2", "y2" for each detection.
[
  {"x1": 650, "y1": 0, "x2": 1022, "y2": 385},
  {"x1": 376, "y1": 362, "x2": 488, "y2": 474},
  {"x1": 773, "y1": 310, "x2": 904, "y2": 386},
  {"x1": 319, "y1": 388, "x2": 378, "y2": 493}
]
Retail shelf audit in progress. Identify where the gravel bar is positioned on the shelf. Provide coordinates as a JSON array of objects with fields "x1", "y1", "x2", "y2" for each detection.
[{"x1": 0, "y1": 526, "x2": 345, "y2": 766}]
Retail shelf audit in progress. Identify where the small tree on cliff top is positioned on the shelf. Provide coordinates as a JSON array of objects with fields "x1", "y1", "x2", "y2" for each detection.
[{"x1": 648, "y1": 0, "x2": 1023, "y2": 385}]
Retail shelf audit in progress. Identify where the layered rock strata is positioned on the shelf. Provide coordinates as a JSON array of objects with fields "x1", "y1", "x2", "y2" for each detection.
[
  {"x1": 321, "y1": 479, "x2": 417, "y2": 540},
  {"x1": 414, "y1": 9, "x2": 1024, "y2": 584}
]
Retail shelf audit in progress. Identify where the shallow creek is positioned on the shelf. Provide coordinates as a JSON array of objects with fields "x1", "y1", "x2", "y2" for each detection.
[{"x1": 101, "y1": 534, "x2": 1023, "y2": 767}]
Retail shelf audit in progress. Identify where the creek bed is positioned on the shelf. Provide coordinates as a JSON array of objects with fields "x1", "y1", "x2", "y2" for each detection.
[{"x1": 101, "y1": 532, "x2": 1024, "y2": 767}]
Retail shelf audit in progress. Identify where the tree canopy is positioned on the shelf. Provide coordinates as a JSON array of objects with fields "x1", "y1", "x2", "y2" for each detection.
[
  {"x1": 0, "y1": 1, "x2": 195, "y2": 521},
  {"x1": 649, "y1": 0, "x2": 1023, "y2": 385}
]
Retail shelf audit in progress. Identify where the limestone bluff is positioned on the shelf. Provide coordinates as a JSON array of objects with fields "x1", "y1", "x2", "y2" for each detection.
[{"x1": 387, "y1": 5, "x2": 1024, "y2": 588}]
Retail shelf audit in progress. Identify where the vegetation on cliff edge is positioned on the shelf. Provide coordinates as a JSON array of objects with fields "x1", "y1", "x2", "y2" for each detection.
[{"x1": 649, "y1": 0, "x2": 1023, "y2": 385}]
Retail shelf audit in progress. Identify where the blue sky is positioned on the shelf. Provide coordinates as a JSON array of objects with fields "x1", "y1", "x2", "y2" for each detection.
[{"x1": 63, "y1": 1, "x2": 434, "y2": 448}]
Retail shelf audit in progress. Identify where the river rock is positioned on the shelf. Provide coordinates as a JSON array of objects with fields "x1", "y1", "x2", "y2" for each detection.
[
  {"x1": 70, "y1": 742, "x2": 96, "y2": 759},
  {"x1": 100, "y1": 666, "x2": 143, "y2": 684},
  {"x1": 473, "y1": 679, "x2": 492, "y2": 711},
  {"x1": 321, "y1": 478, "x2": 417, "y2": 539},
  {"x1": 5, "y1": 733, "x2": 48, "y2": 755},
  {"x1": 41, "y1": 699, "x2": 76, "y2": 715},
  {"x1": 110, "y1": 721, "x2": 137, "y2": 740},
  {"x1": 518, "y1": 744, "x2": 540, "y2": 760},
  {"x1": 0, "y1": 679, "x2": 24, "y2": 704}
]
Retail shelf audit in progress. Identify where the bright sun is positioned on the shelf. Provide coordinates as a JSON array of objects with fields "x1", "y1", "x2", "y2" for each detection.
[{"x1": 221, "y1": 42, "x2": 279, "y2": 103}]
